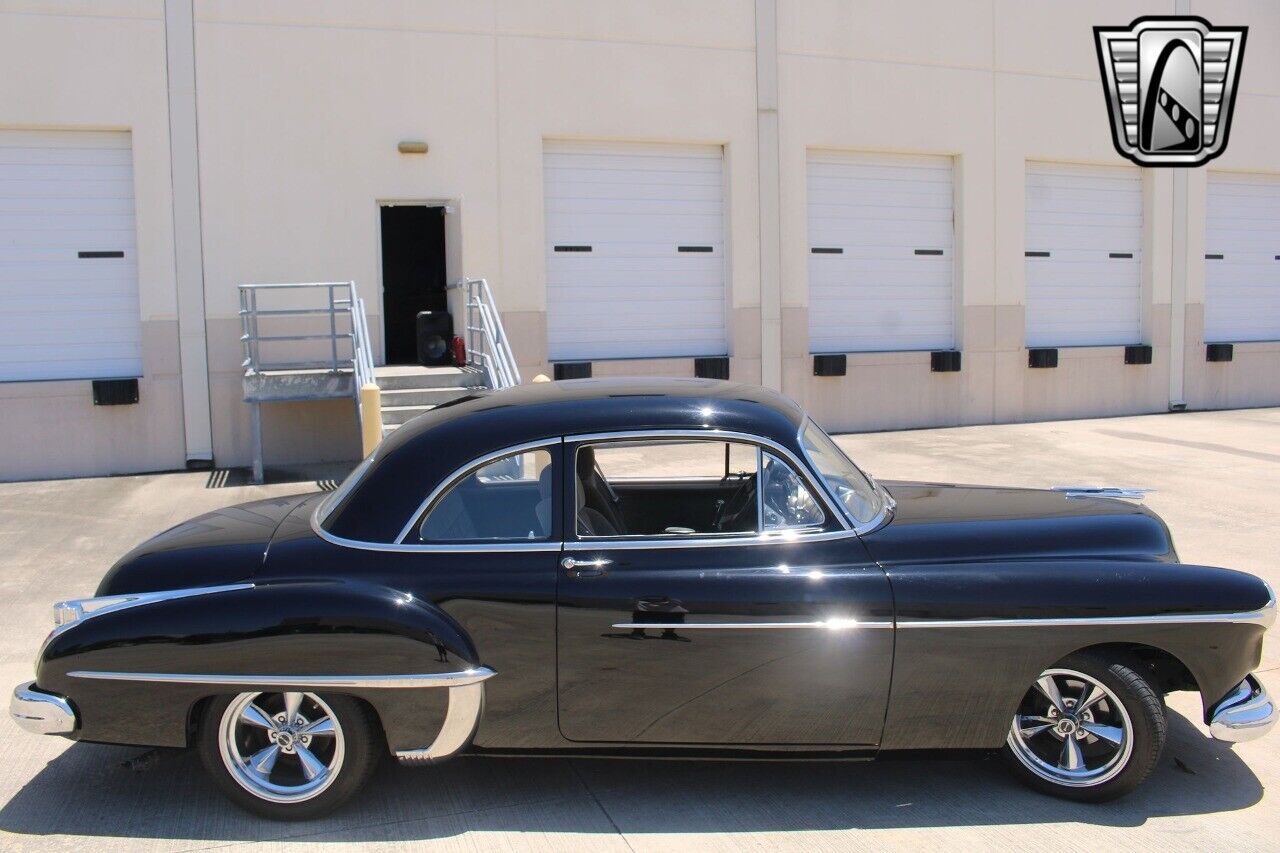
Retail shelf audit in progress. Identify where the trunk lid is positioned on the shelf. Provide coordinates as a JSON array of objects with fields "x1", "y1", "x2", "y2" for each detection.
[{"x1": 96, "y1": 493, "x2": 316, "y2": 595}]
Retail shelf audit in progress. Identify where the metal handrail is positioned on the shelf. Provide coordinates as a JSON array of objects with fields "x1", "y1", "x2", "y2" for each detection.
[
  {"x1": 238, "y1": 280, "x2": 376, "y2": 429},
  {"x1": 452, "y1": 277, "x2": 521, "y2": 389}
]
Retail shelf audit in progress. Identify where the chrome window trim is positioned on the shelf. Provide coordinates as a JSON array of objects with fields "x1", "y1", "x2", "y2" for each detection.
[
  {"x1": 67, "y1": 666, "x2": 496, "y2": 689},
  {"x1": 562, "y1": 526, "x2": 860, "y2": 551},
  {"x1": 314, "y1": 453, "x2": 377, "y2": 530},
  {"x1": 566, "y1": 428, "x2": 848, "y2": 545},
  {"x1": 396, "y1": 437, "x2": 562, "y2": 545},
  {"x1": 311, "y1": 520, "x2": 562, "y2": 554},
  {"x1": 797, "y1": 417, "x2": 895, "y2": 535}
]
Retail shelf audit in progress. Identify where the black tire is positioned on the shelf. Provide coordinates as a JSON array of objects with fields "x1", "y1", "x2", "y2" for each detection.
[
  {"x1": 197, "y1": 691, "x2": 383, "y2": 820},
  {"x1": 1001, "y1": 652, "x2": 1167, "y2": 803}
]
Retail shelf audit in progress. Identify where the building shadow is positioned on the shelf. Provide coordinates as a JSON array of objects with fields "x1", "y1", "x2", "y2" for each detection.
[{"x1": 0, "y1": 712, "x2": 1262, "y2": 845}]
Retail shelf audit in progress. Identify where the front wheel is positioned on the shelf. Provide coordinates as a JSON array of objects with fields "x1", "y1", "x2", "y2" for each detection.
[
  {"x1": 197, "y1": 691, "x2": 382, "y2": 820},
  {"x1": 1002, "y1": 653, "x2": 1166, "y2": 802}
]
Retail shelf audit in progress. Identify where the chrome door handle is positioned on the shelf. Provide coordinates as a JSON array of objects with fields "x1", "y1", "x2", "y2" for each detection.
[{"x1": 561, "y1": 557, "x2": 611, "y2": 577}]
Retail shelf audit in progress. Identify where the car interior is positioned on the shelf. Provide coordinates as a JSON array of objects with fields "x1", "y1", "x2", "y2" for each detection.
[{"x1": 416, "y1": 439, "x2": 828, "y2": 543}]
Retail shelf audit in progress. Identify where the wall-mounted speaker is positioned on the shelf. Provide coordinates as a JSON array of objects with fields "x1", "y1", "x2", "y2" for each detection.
[{"x1": 416, "y1": 311, "x2": 454, "y2": 366}]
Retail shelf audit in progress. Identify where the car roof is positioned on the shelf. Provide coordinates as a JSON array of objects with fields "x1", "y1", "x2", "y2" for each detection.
[{"x1": 324, "y1": 378, "x2": 809, "y2": 542}]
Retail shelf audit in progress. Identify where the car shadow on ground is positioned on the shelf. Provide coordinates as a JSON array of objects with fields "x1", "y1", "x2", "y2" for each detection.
[{"x1": 0, "y1": 712, "x2": 1261, "y2": 845}]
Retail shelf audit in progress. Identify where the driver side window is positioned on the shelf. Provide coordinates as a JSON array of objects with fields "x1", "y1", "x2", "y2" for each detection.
[{"x1": 574, "y1": 439, "x2": 825, "y2": 539}]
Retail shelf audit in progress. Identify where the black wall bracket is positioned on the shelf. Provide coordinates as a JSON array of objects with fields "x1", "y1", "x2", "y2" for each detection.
[
  {"x1": 694, "y1": 356, "x2": 730, "y2": 380},
  {"x1": 813, "y1": 354, "x2": 846, "y2": 376},
  {"x1": 553, "y1": 362, "x2": 592, "y2": 380},
  {"x1": 1028, "y1": 348, "x2": 1059, "y2": 369},
  {"x1": 92, "y1": 378, "x2": 139, "y2": 405},
  {"x1": 1124, "y1": 345, "x2": 1153, "y2": 365},
  {"x1": 1206, "y1": 343, "x2": 1234, "y2": 363},
  {"x1": 930, "y1": 351, "x2": 962, "y2": 372}
]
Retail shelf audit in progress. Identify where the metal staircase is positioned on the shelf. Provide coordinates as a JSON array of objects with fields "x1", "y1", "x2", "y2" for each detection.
[
  {"x1": 238, "y1": 276, "x2": 519, "y2": 479},
  {"x1": 375, "y1": 365, "x2": 486, "y2": 437}
]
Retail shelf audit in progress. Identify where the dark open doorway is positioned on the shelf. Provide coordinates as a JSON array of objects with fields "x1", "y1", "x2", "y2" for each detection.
[{"x1": 380, "y1": 205, "x2": 448, "y2": 365}]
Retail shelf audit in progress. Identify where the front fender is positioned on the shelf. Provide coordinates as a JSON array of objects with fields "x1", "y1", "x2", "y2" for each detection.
[{"x1": 37, "y1": 580, "x2": 485, "y2": 751}]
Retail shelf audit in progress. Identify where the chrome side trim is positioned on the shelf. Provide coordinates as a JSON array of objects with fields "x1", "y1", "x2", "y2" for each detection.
[
  {"x1": 1209, "y1": 675, "x2": 1276, "y2": 742},
  {"x1": 897, "y1": 609, "x2": 1274, "y2": 629},
  {"x1": 395, "y1": 680, "x2": 487, "y2": 763},
  {"x1": 611, "y1": 620, "x2": 893, "y2": 630},
  {"x1": 67, "y1": 667, "x2": 496, "y2": 689},
  {"x1": 10, "y1": 681, "x2": 76, "y2": 736},
  {"x1": 45, "y1": 583, "x2": 255, "y2": 645}
]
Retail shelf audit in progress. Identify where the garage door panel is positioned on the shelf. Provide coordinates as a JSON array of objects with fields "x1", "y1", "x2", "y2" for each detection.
[
  {"x1": 0, "y1": 129, "x2": 141, "y2": 382},
  {"x1": 545, "y1": 141, "x2": 726, "y2": 361},
  {"x1": 806, "y1": 152, "x2": 955, "y2": 353},
  {"x1": 1025, "y1": 163, "x2": 1142, "y2": 348},
  {"x1": 1206, "y1": 173, "x2": 1280, "y2": 342}
]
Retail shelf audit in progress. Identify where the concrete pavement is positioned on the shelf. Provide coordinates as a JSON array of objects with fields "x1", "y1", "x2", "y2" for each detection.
[{"x1": 1, "y1": 407, "x2": 1277, "y2": 851}]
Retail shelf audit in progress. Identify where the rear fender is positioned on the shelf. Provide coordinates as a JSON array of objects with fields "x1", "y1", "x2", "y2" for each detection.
[{"x1": 37, "y1": 580, "x2": 488, "y2": 753}]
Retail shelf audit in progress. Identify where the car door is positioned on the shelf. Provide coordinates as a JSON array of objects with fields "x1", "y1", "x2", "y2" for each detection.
[{"x1": 555, "y1": 433, "x2": 895, "y2": 746}]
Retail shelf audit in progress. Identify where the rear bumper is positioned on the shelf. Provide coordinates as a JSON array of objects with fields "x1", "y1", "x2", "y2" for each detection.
[
  {"x1": 9, "y1": 681, "x2": 76, "y2": 736},
  {"x1": 1209, "y1": 675, "x2": 1276, "y2": 743}
]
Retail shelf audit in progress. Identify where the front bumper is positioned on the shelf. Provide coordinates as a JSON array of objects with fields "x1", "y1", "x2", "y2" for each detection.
[
  {"x1": 9, "y1": 681, "x2": 76, "y2": 736},
  {"x1": 1209, "y1": 675, "x2": 1276, "y2": 743}
]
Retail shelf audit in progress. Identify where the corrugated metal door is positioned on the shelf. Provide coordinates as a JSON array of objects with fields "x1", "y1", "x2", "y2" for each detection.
[
  {"x1": 544, "y1": 141, "x2": 726, "y2": 361},
  {"x1": 1205, "y1": 172, "x2": 1280, "y2": 343},
  {"x1": 807, "y1": 152, "x2": 954, "y2": 353},
  {"x1": 0, "y1": 129, "x2": 141, "y2": 381},
  {"x1": 1025, "y1": 163, "x2": 1142, "y2": 347}
]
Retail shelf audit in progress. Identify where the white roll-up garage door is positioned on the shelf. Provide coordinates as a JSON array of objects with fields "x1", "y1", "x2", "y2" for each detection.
[
  {"x1": 1205, "y1": 172, "x2": 1280, "y2": 343},
  {"x1": 807, "y1": 152, "x2": 954, "y2": 353},
  {"x1": 1024, "y1": 163, "x2": 1142, "y2": 347},
  {"x1": 544, "y1": 141, "x2": 726, "y2": 361},
  {"x1": 0, "y1": 129, "x2": 141, "y2": 382}
]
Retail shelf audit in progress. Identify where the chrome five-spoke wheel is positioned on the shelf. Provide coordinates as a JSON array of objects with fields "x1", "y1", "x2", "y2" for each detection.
[
  {"x1": 200, "y1": 690, "x2": 382, "y2": 819},
  {"x1": 1007, "y1": 668, "x2": 1133, "y2": 787},
  {"x1": 1001, "y1": 653, "x2": 1166, "y2": 802},
  {"x1": 219, "y1": 692, "x2": 345, "y2": 804}
]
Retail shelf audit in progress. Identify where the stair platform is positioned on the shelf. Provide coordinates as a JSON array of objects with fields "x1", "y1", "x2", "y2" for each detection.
[{"x1": 373, "y1": 365, "x2": 486, "y2": 436}]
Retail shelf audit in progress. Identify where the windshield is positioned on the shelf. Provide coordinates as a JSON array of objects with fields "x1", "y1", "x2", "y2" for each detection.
[{"x1": 799, "y1": 419, "x2": 885, "y2": 526}]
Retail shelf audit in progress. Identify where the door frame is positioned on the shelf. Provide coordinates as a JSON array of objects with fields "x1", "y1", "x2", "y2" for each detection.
[{"x1": 375, "y1": 198, "x2": 463, "y2": 366}]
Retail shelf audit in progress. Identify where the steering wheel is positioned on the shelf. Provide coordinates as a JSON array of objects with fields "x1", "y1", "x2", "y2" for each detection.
[{"x1": 714, "y1": 473, "x2": 756, "y2": 532}]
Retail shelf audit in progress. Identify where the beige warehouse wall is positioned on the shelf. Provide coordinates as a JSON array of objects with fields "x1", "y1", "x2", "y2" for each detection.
[
  {"x1": 2, "y1": 1, "x2": 1277, "y2": 480},
  {"x1": 191, "y1": 0, "x2": 761, "y2": 465},
  {"x1": 0, "y1": 1, "x2": 186, "y2": 480}
]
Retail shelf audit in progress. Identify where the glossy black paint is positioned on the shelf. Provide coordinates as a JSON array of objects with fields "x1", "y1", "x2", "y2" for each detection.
[{"x1": 34, "y1": 379, "x2": 1272, "y2": 759}]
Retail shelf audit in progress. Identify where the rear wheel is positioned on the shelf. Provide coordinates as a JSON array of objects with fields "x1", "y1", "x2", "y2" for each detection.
[
  {"x1": 197, "y1": 691, "x2": 381, "y2": 820},
  {"x1": 1002, "y1": 653, "x2": 1166, "y2": 802}
]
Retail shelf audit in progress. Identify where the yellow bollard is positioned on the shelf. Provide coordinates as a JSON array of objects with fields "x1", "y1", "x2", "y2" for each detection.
[{"x1": 360, "y1": 383, "x2": 382, "y2": 456}]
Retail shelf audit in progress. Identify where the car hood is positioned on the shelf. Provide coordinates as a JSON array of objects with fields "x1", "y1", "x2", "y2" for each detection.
[
  {"x1": 860, "y1": 481, "x2": 1177, "y2": 564},
  {"x1": 95, "y1": 493, "x2": 318, "y2": 595}
]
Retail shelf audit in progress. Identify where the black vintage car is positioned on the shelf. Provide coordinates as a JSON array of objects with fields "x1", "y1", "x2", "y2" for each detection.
[{"x1": 10, "y1": 379, "x2": 1276, "y2": 819}]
